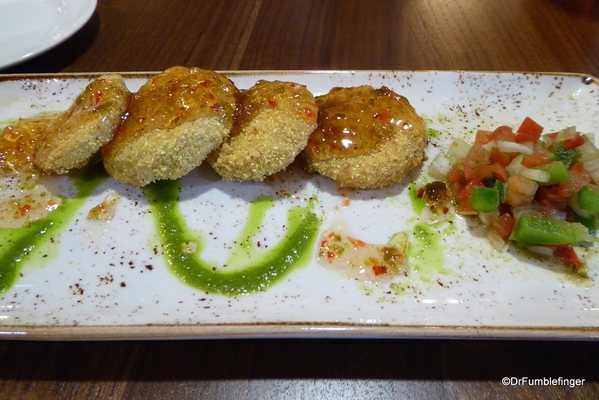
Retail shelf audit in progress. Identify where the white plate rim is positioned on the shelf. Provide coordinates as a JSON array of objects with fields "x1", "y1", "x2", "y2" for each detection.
[
  {"x1": 0, "y1": 70, "x2": 598, "y2": 341},
  {"x1": 0, "y1": 0, "x2": 97, "y2": 70}
]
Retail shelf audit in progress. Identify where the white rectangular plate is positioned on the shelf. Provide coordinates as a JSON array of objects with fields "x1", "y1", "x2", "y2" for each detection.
[{"x1": 1, "y1": 70, "x2": 598, "y2": 340}]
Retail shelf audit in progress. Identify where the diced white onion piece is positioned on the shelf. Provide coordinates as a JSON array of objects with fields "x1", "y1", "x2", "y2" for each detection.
[
  {"x1": 497, "y1": 140, "x2": 534, "y2": 155},
  {"x1": 578, "y1": 136, "x2": 599, "y2": 181},
  {"x1": 578, "y1": 135, "x2": 599, "y2": 158},
  {"x1": 506, "y1": 154, "x2": 525, "y2": 176},
  {"x1": 485, "y1": 229, "x2": 507, "y2": 251},
  {"x1": 584, "y1": 132, "x2": 595, "y2": 142},
  {"x1": 428, "y1": 153, "x2": 452, "y2": 180},
  {"x1": 512, "y1": 205, "x2": 540, "y2": 221},
  {"x1": 556, "y1": 126, "x2": 578, "y2": 142},
  {"x1": 540, "y1": 134, "x2": 553, "y2": 148},
  {"x1": 548, "y1": 209, "x2": 568, "y2": 221},
  {"x1": 519, "y1": 167, "x2": 550, "y2": 183},
  {"x1": 482, "y1": 140, "x2": 497, "y2": 152},
  {"x1": 584, "y1": 157, "x2": 599, "y2": 169},
  {"x1": 533, "y1": 140, "x2": 548, "y2": 153},
  {"x1": 478, "y1": 210, "x2": 500, "y2": 227},
  {"x1": 526, "y1": 245, "x2": 554, "y2": 257},
  {"x1": 447, "y1": 138, "x2": 472, "y2": 159},
  {"x1": 582, "y1": 158, "x2": 599, "y2": 182}
]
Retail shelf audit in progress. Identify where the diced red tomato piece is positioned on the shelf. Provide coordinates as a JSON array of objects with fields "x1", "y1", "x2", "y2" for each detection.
[
  {"x1": 564, "y1": 206, "x2": 575, "y2": 223},
  {"x1": 487, "y1": 163, "x2": 509, "y2": 182},
  {"x1": 466, "y1": 143, "x2": 488, "y2": 163},
  {"x1": 489, "y1": 147, "x2": 514, "y2": 167},
  {"x1": 535, "y1": 186, "x2": 569, "y2": 209},
  {"x1": 447, "y1": 163, "x2": 464, "y2": 184},
  {"x1": 515, "y1": 117, "x2": 544, "y2": 143},
  {"x1": 561, "y1": 134, "x2": 585, "y2": 149},
  {"x1": 557, "y1": 161, "x2": 591, "y2": 198},
  {"x1": 455, "y1": 179, "x2": 485, "y2": 214},
  {"x1": 521, "y1": 152, "x2": 552, "y2": 168},
  {"x1": 447, "y1": 163, "x2": 465, "y2": 197},
  {"x1": 505, "y1": 175, "x2": 538, "y2": 207},
  {"x1": 553, "y1": 245, "x2": 583, "y2": 268},
  {"x1": 492, "y1": 125, "x2": 516, "y2": 142},
  {"x1": 462, "y1": 158, "x2": 479, "y2": 182},
  {"x1": 490, "y1": 213, "x2": 515, "y2": 241},
  {"x1": 462, "y1": 144, "x2": 490, "y2": 181},
  {"x1": 474, "y1": 130, "x2": 495, "y2": 145},
  {"x1": 547, "y1": 131, "x2": 560, "y2": 139},
  {"x1": 474, "y1": 163, "x2": 509, "y2": 182}
]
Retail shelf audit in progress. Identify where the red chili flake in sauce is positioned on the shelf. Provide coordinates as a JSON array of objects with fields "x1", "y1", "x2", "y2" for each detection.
[
  {"x1": 347, "y1": 237, "x2": 366, "y2": 248},
  {"x1": 372, "y1": 265, "x2": 388, "y2": 276},
  {"x1": 300, "y1": 107, "x2": 316, "y2": 120}
]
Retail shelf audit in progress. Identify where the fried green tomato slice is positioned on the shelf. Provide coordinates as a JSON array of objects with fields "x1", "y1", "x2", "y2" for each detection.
[
  {"x1": 302, "y1": 85, "x2": 427, "y2": 189},
  {"x1": 34, "y1": 74, "x2": 129, "y2": 174},
  {"x1": 209, "y1": 80, "x2": 318, "y2": 181},
  {"x1": 102, "y1": 66, "x2": 237, "y2": 187}
]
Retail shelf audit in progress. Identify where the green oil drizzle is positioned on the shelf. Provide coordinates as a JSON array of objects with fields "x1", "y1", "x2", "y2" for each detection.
[
  {"x1": 406, "y1": 221, "x2": 452, "y2": 281},
  {"x1": 0, "y1": 119, "x2": 17, "y2": 127},
  {"x1": 0, "y1": 163, "x2": 108, "y2": 295},
  {"x1": 427, "y1": 128, "x2": 440, "y2": 138},
  {"x1": 144, "y1": 180, "x2": 321, "y2": 296},
  {"x1": 408, "y1": 182, "x2": 425, "y2": 216}
]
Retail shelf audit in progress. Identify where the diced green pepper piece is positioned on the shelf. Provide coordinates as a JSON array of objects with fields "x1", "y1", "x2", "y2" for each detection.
[
  {"x1": 492, "y1": 180, "x2": 505, "y2": 202},
  {"x1": 532, "y1": 161, "x2": 570, "y2": 186},
  {"x1": 577, "y1": 186, "x2": 599, "y2": 215},
  {"x1": 509, "y1": 213, "x2": 594, "y2": 245},
  {"x1": 551, "y1": 142, "x2": 578, "y2": 167},
  {"x1": 468, "y1": 186, "x2": 500, "y2": 212},
  {"x1": 573, "y1": 213, "x2": 599, "y2": 236}
]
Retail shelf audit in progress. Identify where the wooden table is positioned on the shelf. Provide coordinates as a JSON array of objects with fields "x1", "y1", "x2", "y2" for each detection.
[{"x1": 2, "y1": 0, "x2": 599, "y2": 398}]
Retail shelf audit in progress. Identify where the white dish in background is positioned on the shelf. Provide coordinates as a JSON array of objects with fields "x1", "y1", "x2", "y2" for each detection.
[
  {"x1": 0, "y1": 0, "x2": 97, "y2": 70},
  {"x1": 0, "y1": 70, "x2": 598, "y2": 340}
]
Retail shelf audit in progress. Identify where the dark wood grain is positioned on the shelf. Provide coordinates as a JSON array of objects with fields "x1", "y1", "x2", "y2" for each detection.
[
  {"x1": 2, "y1": 0, "x2": 599, "y2": 399},
  {"x1": 5, "y1": 0, "x2": 599, "y2": 75}
]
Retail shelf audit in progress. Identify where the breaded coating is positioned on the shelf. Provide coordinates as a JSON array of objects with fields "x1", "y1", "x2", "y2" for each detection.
[
  {"x1": 102, "y1": 66, "x2": 237, "y2": 187},
  {"x1": 209, "y1": 80, "x2": 318, "y2": 181},
  {"x1": 34, "y1": 75, "x2": 129, "y2": 174},
  {"x1": 302, "y1": 86, "x2": 427, "y2": 189}
]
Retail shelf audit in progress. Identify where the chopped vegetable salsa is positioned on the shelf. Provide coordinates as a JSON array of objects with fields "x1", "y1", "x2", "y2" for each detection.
[{"x1": 427, "y1": 117, "x2": 599, "y2": 268}]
